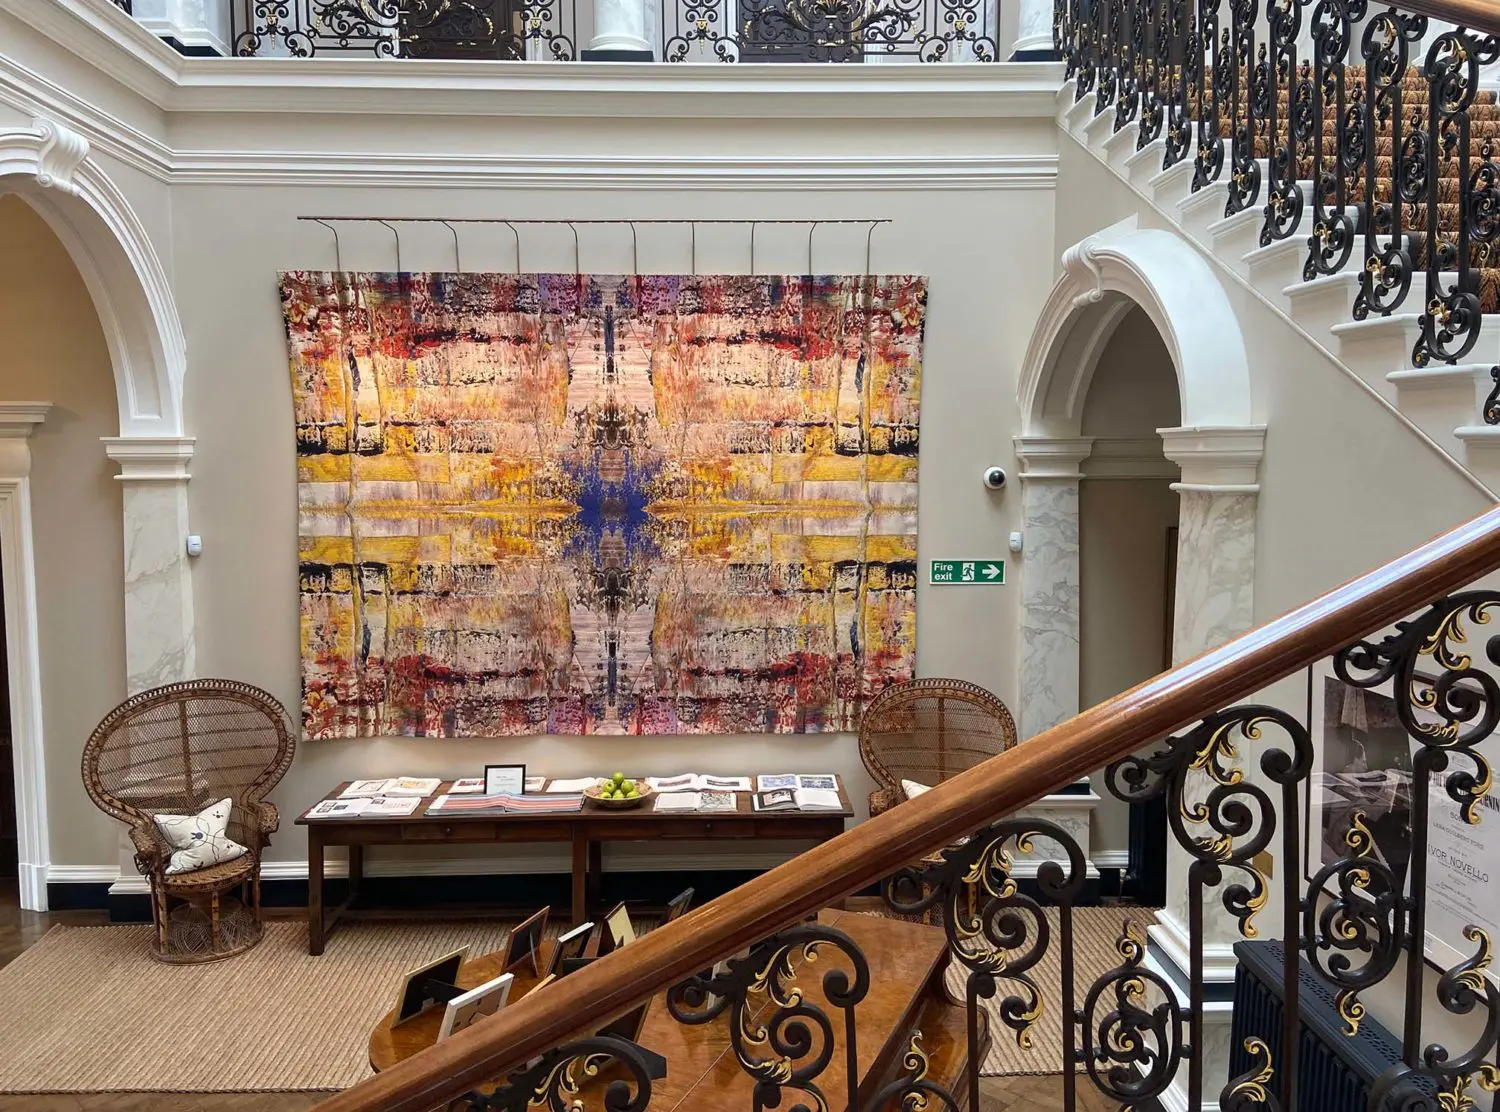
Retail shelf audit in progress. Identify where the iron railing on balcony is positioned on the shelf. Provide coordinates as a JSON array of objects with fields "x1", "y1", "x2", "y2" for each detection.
[{"x1": 228, "y1": 0, "x2": 997, "y2": 58}]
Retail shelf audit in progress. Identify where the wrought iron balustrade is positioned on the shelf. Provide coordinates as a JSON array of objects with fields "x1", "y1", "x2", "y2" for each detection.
[
  {"x1": 225, "y1": 0, "x2": 995, "y2": 58},
  {"x1": 1059, "y1": 0, "x2": 1500, "y2": 423}
]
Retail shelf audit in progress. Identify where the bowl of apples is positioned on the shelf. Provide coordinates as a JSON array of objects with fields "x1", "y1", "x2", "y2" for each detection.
[{"x1": 584, "y1": 773, "x2": 653, "y2": 809}]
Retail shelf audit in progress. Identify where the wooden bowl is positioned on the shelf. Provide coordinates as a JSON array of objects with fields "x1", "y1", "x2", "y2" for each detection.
[{"x1": 583, "y1": 782, "x2": 654, "y2": 809}]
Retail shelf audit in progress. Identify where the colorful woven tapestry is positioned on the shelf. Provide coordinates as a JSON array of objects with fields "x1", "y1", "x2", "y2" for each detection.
[{"x1": 280, "y1": 272, "x2": 924, "y2": 737}]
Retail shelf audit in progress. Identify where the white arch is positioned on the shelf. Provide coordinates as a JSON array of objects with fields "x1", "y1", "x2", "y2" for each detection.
[
  {"x1": 1019, "y1": 221, "x2": 1254, "y2": 436},
  {"x1": 0, "y1": 118, "x2": 185, "y2": 438}
]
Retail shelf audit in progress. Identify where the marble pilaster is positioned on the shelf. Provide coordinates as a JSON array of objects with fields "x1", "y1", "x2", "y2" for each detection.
[
  {"x1": 1014, "y1": 436, "x2": 1092, "y2": 741},
  {"x1": 1153, "y1": 424, "x2": 1265, "y2": 1111},
  {"x1": 102, "y1": 437, "x2": 197, "y2": 693}
]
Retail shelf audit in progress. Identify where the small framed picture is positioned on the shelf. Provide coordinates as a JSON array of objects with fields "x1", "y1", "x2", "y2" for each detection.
[
  {"x1": 437, "y1": 972, "x2": 514, "y2": 1041},
  {"x1": 600, "y1": 901, "x2": 636, "y2": 955},
  {"x1": 393, "y1": 946, "x2": 468, "y2": 1026},
  {"x1": 501, "y1": 906, "x2": 550, "y2": 975},
  {"x1": 484, "y1": 764, "x2": 527, "y2": 795},
  {"x1": 545, "y1": 921, "x2": 596, "y2": 977}
]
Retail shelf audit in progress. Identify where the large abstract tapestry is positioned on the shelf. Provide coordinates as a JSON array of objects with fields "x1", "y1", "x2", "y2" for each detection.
[{"x1": 280, "y1": 272, "x2": 925, "y2": 738}]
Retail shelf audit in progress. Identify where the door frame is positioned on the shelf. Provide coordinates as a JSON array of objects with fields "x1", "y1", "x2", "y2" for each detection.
[{"x1": 0, "y1": 406, "x2": 53, "y2": 910}]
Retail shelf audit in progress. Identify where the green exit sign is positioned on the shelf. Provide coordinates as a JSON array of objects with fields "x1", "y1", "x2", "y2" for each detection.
[{"x1": 930, "y1": 560, "x2": 1005, "y2": 585}]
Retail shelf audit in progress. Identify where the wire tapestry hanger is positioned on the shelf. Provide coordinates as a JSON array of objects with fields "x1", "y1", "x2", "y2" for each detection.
[{"x1": 296, "y1": 217, "x2": 892, "y2": 276}]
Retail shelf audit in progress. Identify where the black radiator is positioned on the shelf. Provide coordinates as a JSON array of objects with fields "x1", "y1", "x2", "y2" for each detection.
[{"x1": 1231, "y1": 940, "x2": 1409, "y2": 1111}]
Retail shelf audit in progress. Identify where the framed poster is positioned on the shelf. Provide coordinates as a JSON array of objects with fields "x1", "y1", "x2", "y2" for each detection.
[
  {"x1": 1308, "y1": 659, "x2": 1500, "y2": 982},
  {"x1": 1307, "y1": 662, "x2": 1414, "y2": 901}
]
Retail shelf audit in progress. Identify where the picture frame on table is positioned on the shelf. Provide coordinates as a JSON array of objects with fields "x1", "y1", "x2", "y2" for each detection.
[
  {"x1": 544, "y1": 921, "x2": 596, "y2": 978},
  {"x1": 598, "y1": 901, "x2": 636, "y2": 955},
  {"x1": 393, "y1": 947, "x2": 468, "y2": 1026},
  {"x1": 501, "y1": 906, "x2": 550, "y2": 976},
  {"x1": 437, "y1": 972, "x2": 514, "y2": 1041},
  {"x1": 484, "y1": 764, "x2": 527, "y2": 796}
]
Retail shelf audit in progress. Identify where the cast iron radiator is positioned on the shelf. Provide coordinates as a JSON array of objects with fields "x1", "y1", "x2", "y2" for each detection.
[{"x1": 1231, "y1": 940, "x2": 1410, "y2": 1111}]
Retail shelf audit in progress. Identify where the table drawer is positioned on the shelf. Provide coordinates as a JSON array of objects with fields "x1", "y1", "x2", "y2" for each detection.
[
  {"x1": 402, "y1": 822, "x2": 499, "y2": 841},
  {"x1": 656, "y1": 819, "x2": 757, "y2": 839}
]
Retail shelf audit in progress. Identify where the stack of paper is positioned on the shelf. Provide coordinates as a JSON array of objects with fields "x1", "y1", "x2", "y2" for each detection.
[
  {"x1": 544, "y1": 778, "x2": 600, "y2": 794},
  {"x1": 340, "y1": 777, "x2": 442, "y2": 798}
]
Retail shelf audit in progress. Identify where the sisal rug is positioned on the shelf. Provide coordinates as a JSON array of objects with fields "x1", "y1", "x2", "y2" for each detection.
[
  {"x1": 963, "y1": 905, "x2": 1160, "y2": 1077},
  {"x1": 0, "y1": 919, "x2": 531, "y2": 1093}
]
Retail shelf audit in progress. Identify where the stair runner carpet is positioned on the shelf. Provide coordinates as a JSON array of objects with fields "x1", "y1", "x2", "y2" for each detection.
[{"x1": 1158, "y1": 66, "x2": 1500, "y2": 310}]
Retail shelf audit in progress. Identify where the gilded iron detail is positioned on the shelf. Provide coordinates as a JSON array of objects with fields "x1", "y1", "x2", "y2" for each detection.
[
  {"x1": 448, "y1": 1034, "x2": 660, "y2": 1112},
  {"x1": 1221, "y1": 1037, "x2": 1283, "y2": 1112},
  {"x1": 666, "y1": 922, "x2": 870, "y2": 1112}
]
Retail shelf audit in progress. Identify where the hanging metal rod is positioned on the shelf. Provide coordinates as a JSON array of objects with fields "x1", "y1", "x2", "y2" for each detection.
[{"x1": 296, "y1": 217, "x2": 891, "y2": 226}]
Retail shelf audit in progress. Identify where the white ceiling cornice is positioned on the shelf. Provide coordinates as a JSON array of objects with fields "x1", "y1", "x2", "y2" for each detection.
[{"x1": 1, "y1": 0, "x2": 1066, "y2": 120}]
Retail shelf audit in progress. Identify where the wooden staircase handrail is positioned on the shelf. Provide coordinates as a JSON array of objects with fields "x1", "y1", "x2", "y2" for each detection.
[
  {"x1": 1390, "y1": 0, "x2": 1500, "y2": 35},
  {"x1": 315, "y1": 503, "x2": 1500, "y2": 1112}
]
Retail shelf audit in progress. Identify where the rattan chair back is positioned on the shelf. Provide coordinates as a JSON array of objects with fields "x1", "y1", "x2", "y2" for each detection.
[
  {"x1": 82, "y1": 679, "x2": 295, "y2": 850},
  {"x1": 858, "y1": 679, "x2": 1017, "y2": 815}
]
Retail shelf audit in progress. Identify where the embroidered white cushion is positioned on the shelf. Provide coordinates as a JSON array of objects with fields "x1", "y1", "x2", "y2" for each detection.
[
  {"x1": 153, "y1": 797, "x2": 248, "y2": 876},
  {"x1": 901, "y1": 779, "x2": 933, "y2": 801}
]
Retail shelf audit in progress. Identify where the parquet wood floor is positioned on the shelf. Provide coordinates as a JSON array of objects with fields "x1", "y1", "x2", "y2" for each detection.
[{"x1": 0, "y1": 881, "x2": 1102, "y2": 1112}]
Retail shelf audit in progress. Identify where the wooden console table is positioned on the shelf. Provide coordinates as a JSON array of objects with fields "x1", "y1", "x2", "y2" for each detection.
[{"x1": 296, "y1": 780, "x2": 852, "y2": 955}]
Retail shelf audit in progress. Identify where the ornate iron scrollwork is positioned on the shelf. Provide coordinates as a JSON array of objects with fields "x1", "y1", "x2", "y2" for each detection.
[
  {"x1": 1080, "y1": 921, "x2": 1188, "y2": 1104},
  {"x1": 1352, "y1": 7, "x2": 1426, "y2": 319},
  {"x1": 448, "y1": 1034, "x2": 660, "y2": 1112},
  {"x1": 1223, "y1": 0, "x2": 1260, "y2": 215},
  {"x1": 1302, "y1": 0, "x2": 1366, "y2": 277},
  {"x1": 1259, "y1": 0, "x2": 1305, "y2": 246},
  {"x1": 231, "y1": 0, "x2": 576, "y2": 58},
  {"x1": 1221, "y1": 1038, "x2": 1284, "y2": 1112},
  {"x1": 865, "y1": 1032, "x2": 965, "y2": 1112},
  {"x1": 667, "y1": 922, "x2": 870, "y2": 1112},
  {"x1": 1412, "y1": 28, "x2": 1500, "y2": 367}
]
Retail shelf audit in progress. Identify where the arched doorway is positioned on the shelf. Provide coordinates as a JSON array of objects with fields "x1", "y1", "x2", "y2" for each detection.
[
  {"x1": 0, "y1": 118, "x2": 193, "y2": 910},
  {"x1": 1077, "y1": 307, "x2": 1180, "y2": 904},
  {"x1": 1013, "y1": 218, "x2": 1266, "y2": 1107}
]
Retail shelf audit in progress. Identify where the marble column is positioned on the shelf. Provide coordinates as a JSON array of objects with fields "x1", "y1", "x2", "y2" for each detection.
[
  {"x1": 102, "y1": 437, "x2": 197, "y2": 898},
  {"x1": 102, "y1": 438, "x2": 197, "y2": 693},
  {"x1": 1153, "y1": 424, "x2": 1266, "y2": 1112},
  {"x1": 1015, "y1": 436, "x2": 1093, "y2": 740},
  {"x1": 582, "y1": 0, "x2": 654, "y2": 59},
  {"x1": 1012, "y1": 437, "x2": 1100, "y2": 874}
]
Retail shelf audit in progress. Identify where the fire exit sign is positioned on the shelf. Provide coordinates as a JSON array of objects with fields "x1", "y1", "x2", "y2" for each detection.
[{"x1": 930, "y1": 560, "x2": 1005, "y2": 585}]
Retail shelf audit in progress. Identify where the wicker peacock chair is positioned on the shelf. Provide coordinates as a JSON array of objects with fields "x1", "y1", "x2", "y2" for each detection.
[
  {"x1": 81, "y1": 679, "x2": 296, "y2": 963},
  {"x1": 858, "y1": 678, "x2": 1018, "y2": 818}
]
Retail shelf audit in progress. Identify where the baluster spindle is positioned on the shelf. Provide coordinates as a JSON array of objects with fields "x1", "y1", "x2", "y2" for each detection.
[
  {"x1": 1260, "y1": 0, "x2": 1305, "y2": 245},
  {"x1": 1304, "y1": 0, "x2": 1366, "y2": 278},
  {"x1": 1193, "y1": 0, "x2": 1226, "y2": 189},
  {"x1": 1225, "y1": 0, "x2": 1260, "y2": 214},
  {"x1": 1354, "y1": 8, "x2": 1424, "y2": 318},
  {"x1": 1164, "y1": 0, "x2": 1195, "y2": 166},
  {"x1": 1413, "y1": 29, "x2": 1500, "y2": 365}
]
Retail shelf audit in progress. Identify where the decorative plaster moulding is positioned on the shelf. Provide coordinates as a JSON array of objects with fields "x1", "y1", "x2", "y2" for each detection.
[
  {"x1": 1081, "y1": 435, "x2": 1180, "y2": 480},
  {"x1": 1014, "y1": 435, "x2": 1095, "y2": 480},
  {"x1": 101, "y1": 435, "x2": 195, "y2": 481},
  {"x1": 1157, "y1": 425, "x2": 1267, "y2": 493},
  {"x1": 0, "y1": 0, "x2": 1067, "y2": 120},
  {"x1": 0, "y1": 403, "x2": 53, "y2": 439}
]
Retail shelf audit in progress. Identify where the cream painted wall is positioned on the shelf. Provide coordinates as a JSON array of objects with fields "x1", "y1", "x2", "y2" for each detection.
[
  {"x1": 0, "y1": 195, "x2": 128, "y2": 868},
  {"x1": 1078, "y1": 308, "x2": 1180, "y2": 856},
  {"x1": 165, "y1": 160, "x2": 1056, "y2": 872}
]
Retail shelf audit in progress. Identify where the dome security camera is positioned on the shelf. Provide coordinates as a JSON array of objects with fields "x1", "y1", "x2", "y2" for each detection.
[{"x1": 982, "y1": 466, "x2": 1008, "y2": 491}]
